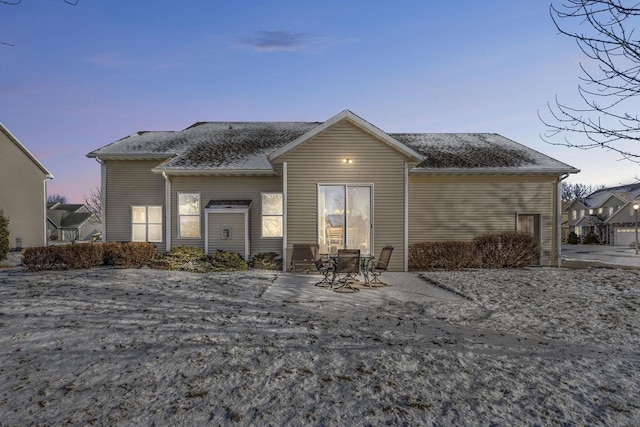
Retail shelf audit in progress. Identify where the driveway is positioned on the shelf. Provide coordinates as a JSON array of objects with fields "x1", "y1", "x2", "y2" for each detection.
[{"x1": 561, "y1": 243, "x2": 640, "y2": 268}]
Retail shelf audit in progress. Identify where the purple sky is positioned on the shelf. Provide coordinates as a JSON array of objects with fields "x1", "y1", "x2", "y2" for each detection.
[{"x1": 2, "y1": 1, "x2": 638, "y2": 202}]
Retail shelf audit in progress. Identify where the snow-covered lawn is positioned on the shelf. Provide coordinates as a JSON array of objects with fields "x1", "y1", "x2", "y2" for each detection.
[{"x1": 0, "y1": 266, "x2": 639, "y2": 425}]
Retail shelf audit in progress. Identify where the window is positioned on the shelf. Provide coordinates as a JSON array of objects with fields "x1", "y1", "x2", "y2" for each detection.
[
  {"x1": 318, "y1": 185, "x2": 372, "y2": 255},
  {"x1": 178, "y1": 193, "x2": 200, "y2": 238},
  {"x1": 609, "y1": 207, "x2": 614, "y2": 216},
  {"x1": 262, "y1": 193, "x2": 283, "y2": 238},
  {"x1": 572, "y1": 210, "x2": 577, "y2": 220},
  {"x1": 589, "y1": 209, "x2": 594, "y2": 215},
  {"x1": 580, "y1": 209, "x2": 585, "y2": 218},
  {"x1": 132, "y1": 206, "x2": 162, "y2": 242},
  {"x1": 598, "y1": 207, "x2": 603, "y2": 215}
]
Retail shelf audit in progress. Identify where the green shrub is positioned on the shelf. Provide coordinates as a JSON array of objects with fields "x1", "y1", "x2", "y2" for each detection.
[
  {"x1": 206, "y1": 250, "x2": 248, "y2": 272},
  {"x1": 473, "y1": 231, "x2": 540, "y2": 268},
  {"x1": 250, "y1": 252, "x2": 282, "y2": 270},
  {"x1": 0, "y1": 210, "x2": 8, "y2": 261},
  {"x1": 22, "y1": 246, "x2": 56, "y2": 271},
  {"x1": 103, "y1": 242, "x2": 156, "y2": 267},
  {"x1": 408, "y1": 241, "x2": 481, "y2": 270},
  {"x1": 567, "y1": 231, "x2": 580, "y2": 244},
  {"x1": 55, "y1": 244, "x2": 104, "y2": 269},
  {"x1": 152, "y1": 246, "x2": 249, "y2": 272}
]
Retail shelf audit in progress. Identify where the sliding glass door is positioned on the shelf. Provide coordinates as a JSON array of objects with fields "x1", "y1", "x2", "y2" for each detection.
[{"x1": 318, "y1": 185, "x2": 372, "y2": 255}]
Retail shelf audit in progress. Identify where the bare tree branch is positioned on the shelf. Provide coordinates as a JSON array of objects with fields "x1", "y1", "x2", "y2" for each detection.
[
  {"x1": 83, "y1": 186, "x2": 102, "y2": 224},
  {"x1": 1, "y1": 0, "x2": 78, "y2": 46},
  {"x1": 541, "y1": 0, "x2": 640, "y2": 161}
]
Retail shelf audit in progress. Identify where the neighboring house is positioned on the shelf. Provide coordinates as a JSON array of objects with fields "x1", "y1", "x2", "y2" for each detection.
[
  {"x1": 566, "y1": 183, "x2": 640, "y2": 246},
  {"x1": 47, "y1": 203, "x2": 101, "y2": 243},
  {"x1": 87, "y1": 110, "x2": 578, "y2": 270},
  {"x1": 0, "y1": 122, "x2": 53, "y2": 249}
]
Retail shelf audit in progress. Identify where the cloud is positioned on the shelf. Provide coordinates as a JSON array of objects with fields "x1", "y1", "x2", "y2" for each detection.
[{"x1": 237, "y1": 31, "x2": 316, "y2": 52}]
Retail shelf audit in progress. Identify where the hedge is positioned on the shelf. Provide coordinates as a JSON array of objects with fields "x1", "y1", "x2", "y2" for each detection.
[
  {"x1": 409, "y1": 231, "x2": 541, "y2": 270},
  {"x1": 0, "y1": 210, "x2": 8, "y2": 261},
  {"x1": 23, "y1": 242, "x2": 156, "y2": 271}
]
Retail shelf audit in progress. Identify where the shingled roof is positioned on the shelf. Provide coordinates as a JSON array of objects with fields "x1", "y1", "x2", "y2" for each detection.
[{"x1": 88, "y1": 115, "x2": 577, "y2": 175}]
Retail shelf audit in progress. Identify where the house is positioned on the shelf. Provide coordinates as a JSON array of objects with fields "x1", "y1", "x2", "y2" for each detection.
[
  {"x1": 87, "y1": 110, "x2": 578, "y2": 270},
  {"x1": 47, "y1": 203, "x2": 101, "y2": 243},
  {"x1": 0, "y1": 122, "x2": 53, "y2": 249},
  {"x1": 566, "y1": 183, "x2": 640, "y2": 246}
]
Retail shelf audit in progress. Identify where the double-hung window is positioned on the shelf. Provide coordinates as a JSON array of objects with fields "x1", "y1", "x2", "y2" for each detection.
[
  {"x1": 132, "y1": 206, "x2": 162, "y2": 242},
  {"x1": 178, "y1": 193, "x2": 201, "y2": 238},
  {"x1": 261, "y1": 193, "x2": 283, "y2": 238}
]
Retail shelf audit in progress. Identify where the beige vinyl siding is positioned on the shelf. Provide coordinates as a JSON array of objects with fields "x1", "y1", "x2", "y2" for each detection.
[
  {"x1": 0, "y1": 130, "x2": 48, "y2": 248},
  {"x1": 408, "y1": 174, "x2": 559, "y2": 266},
  {"x1": 170, "y1": 175, "x2": 282, "y2": 256},
  {"x1": 208, "y1": 212, "x2": 246, "y2": 256},
  {"x1": 275, "y1": 120, "x2": 407, "y2": 271},
  {"x1": 104, "y1": 160, "x2": 166, "y2": 243}
]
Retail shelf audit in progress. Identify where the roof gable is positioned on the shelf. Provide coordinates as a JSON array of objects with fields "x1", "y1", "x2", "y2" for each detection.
[
  {"x1": 1, "y1": 122, "x2": 53, "y2": 178},
  {"x1": 268, "y1": 110, "x2": 424, "y2": 163}
]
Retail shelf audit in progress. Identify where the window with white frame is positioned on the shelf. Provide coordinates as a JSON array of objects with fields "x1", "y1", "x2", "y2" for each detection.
[
  {"x1": 261, "y1": 193, "x2": 283, "y2": 238},
  {"x1": 572, "y1": 210, "x2": 577, "y2": 220},
  {"x1": 598, "y1": 207, "x2": 603, "y2": 214},
  {"x1": 132, "y1": 206, "x2": 162, "y2": 242},
  {"x1": 178, "y1": 193, "x2": 200, "y2": 238},
  {"x1": 589, "y1": 209, "x2": 594, "y2": 215},
  {"x1": 609, "y1": 206, "x2": 614, "y2": 216},
  {"x1": 580, "y1": 209, "x2": 585, "y2": 217}
]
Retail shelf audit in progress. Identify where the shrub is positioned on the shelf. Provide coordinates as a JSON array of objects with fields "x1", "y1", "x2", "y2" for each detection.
[
  {"x1": 408, "y1": 241, "x2": 481, "y2": 270},
  {"x1": 473, "y1": 231, "x2": 540, "y2": 268},
  {"x1": 250, "y1": 252, "x2": 282, "y2": 270},
  {"x1": 0, "y1": 210, "x2": 8, "y2": 261},
  {"x1": 207, "y1": 250, "x2": 249, "y2": 272},
  {"x1": 567, "y1": 231, "x2": 580, "y2": 244},
  {"x1": 22, "y1": 246, "x2": 57, "y2": 271},
  {"x1": 55, "y1": 244, "x2": 104, "y2": 269},
  {"x1": 582, "y1": 231, "x2": 600, "y2": 245},
  {"x1": 103, "y1": 242, "x2": 156, "y2": 267},
  {"x1": 152, "y1": 246, "x2": 249, "y2": 272}
]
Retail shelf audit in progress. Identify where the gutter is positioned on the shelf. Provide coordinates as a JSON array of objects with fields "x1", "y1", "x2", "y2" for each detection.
[
  {"x1": 95, "y1": 157, "x2": 106, "y2": 242},
  {"x1": 162, "y1": 172, "x2": 172, "y2": 251},
  {"x1": 557, "y1": 173, "x2": 571, "y2": 267}
]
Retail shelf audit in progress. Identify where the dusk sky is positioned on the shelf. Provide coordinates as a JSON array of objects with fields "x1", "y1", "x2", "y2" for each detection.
[{"x1": 2, "y1": 1, "x2": 639, "y2": 202}]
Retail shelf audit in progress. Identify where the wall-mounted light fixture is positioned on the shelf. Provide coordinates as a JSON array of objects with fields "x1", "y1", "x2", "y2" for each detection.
[{"x1": 342, "y1": 158, "x2": 353, "y2": 165}]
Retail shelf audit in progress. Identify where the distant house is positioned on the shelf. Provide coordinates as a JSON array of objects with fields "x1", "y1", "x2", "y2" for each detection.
[
  {"x1": 87, "y1": 110, "x2": 578, "y2": 270},
  {"x1": 0, "y1": 122, "x2": 53, "y2": 249},
  {"x1": 47, "y1": 203, "x2": 101, "y2": 243},
  {"x1": 566, "y1": 183, "x2": 640, "y2": 246}
]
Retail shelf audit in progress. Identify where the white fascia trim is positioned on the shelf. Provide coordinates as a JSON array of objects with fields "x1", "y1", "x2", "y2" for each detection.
[
  {"x1": 410, "y1": 167, "x2": 581, "y2": 175},
  {"x1": 269, "y1": 110, "x2": 424, "y2": 162},
  {"x1": 152, "y1": 168, "x2": 277, "y2": 176}
]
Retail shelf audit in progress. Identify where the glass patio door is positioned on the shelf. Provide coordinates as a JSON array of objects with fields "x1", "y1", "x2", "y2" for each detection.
[{"x1": 318, "y1": 185, "x2": 372, "y2": 255}]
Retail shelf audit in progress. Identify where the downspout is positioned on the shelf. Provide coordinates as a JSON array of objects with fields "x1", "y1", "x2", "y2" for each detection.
[
  {"x1": 162, "y1": 172, "x2": 172, "y2": 251},
  {"x1": 94, "y1": 157, "x2": 106, "y2": 242},
  {"x1": 557, "y1": 173, "x2": 570, "y2": 267},
  {"x1": 43, "y1": 177, "x2": 52, "y2": 246},
  {"x1": 404, "y1": 161, "x2": 409, "y2": 272},
  {"x1": 282, "y1": 162, "x2": 288, "y2": 272}
]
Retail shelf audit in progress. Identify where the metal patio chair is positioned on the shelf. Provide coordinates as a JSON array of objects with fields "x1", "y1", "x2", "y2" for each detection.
[
  {"x1": 366, "y1": 246, "x2": 394, "y2": 287},
  {"x1": 290, "y1": 243, "x2": 318, "y2": 274},
  {"x1": 333, "y1": 249, "x2": 361, "y2": 292}
]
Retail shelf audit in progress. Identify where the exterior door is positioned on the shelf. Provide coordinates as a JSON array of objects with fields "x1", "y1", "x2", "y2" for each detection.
[{"x1": 318, "y1": 185, "x2": 372, "y2": 255}]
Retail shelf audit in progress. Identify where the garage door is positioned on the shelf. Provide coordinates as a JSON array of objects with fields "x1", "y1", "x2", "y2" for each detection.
[{"x1": 614, "y1": 228, "x2": 636, "y2": 246}]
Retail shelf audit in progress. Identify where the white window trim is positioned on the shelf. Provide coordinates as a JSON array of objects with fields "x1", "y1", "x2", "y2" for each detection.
[
  {"x1": 177, "y1": 192, "x2": 201, "y2": 239},
  {"x1": 131, "y1": 205, "x2": 163, "y2": 243},
  {"x1": 261, "y1": 192, "x2": 283, "y2": 239}
]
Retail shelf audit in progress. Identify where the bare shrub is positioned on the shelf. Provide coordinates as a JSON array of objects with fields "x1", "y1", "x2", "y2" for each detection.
[
  {"x1": 409, "y1": 241, "x2": 481, "y2": 270},
  {"x1": 103, "y1": 242, "x2": 156, "y2": 267},
  {"x1": 55, "y1": 244, "x2": 104, "y2": 269},
  {"x1": 473, "y1": 231, "x2": 540, "y2": 268},
  {"x1": 22, "y1": 247, "x2": 57, "y2": 271}
]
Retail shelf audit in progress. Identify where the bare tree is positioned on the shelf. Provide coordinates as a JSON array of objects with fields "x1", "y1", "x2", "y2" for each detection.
[
  {"x1": 540, "y1": 1, "x2": 640, "y2": 161},
  {"x1": 47, "y1": 194, "x2": 67, "y2": 205},
  {"x1": 83, "y1": 186, "x2": 102, "y2": 224},
  {"x1": 562, "y1": 182, "x2": 606, "y2": 201},
  {"x1": 1, "y1": 0, "x2": 78, "y2": 46}
]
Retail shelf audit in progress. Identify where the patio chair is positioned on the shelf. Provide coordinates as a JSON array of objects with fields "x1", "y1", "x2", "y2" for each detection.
[
  {"x1": 313, "y1": 255, "x2": 335, "y2": 287},
  {"x1": 333, "y1": 249, "x2": 361, "y2": 292},
  {"x1": 366, "y1": 246, "x2": 394, "y2": 287},
  {"x1": 290, "y1": 244, "x2": 318, "y2": 274}
]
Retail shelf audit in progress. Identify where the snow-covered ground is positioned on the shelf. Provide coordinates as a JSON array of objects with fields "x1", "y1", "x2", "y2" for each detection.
[{"x1": 0, "y1": 266, "x2": 639, "y2": 425}]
